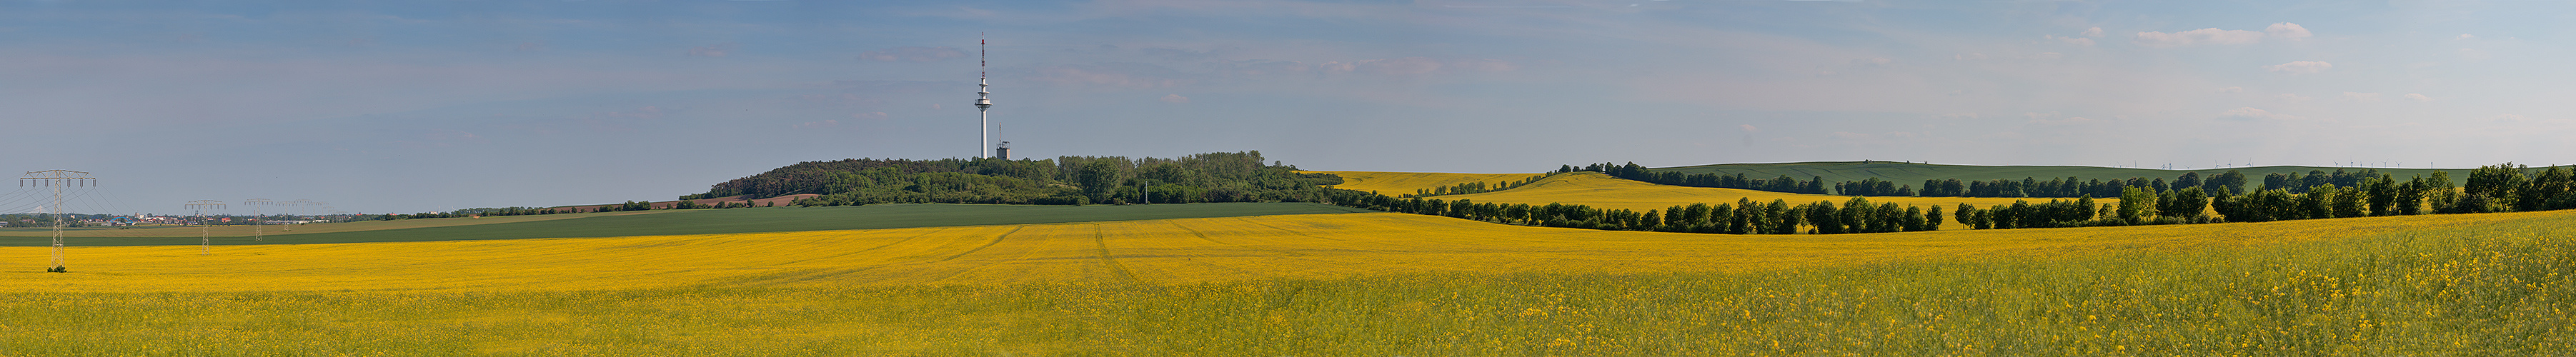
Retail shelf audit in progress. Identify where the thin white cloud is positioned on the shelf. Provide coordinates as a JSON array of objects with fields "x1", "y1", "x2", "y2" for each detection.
[
  {"x1": 1739, "y1": 124, "x2": 1759, "y2": 132},
  {"x1": 2342, "y1": 92, "x2": 2382, "y2": 102},
  {"x1": 2264, "y1": 61, "x2": 2333, "y2": 74},
  {"x1": 1829, "y1": 131, "x2": 1921, "y2": 141},
  {"x1": 2277, "y1": 93, "x2": 2312, "y2": 102},
  {"x1": 1358, "y1": 56, "x2": 1443, "y2": 75},
  {"x1": 1029, "y1": 63, "x2": 1197, "y2": 89},
  {"x1": 793, "y1": 119, "x2": 840, "y2": 129},
  {"x1": 2029, "y1": 116, "x2": 2106, "y2": 126},
  {"x1": 2265, "y1": 23, "x2": 2312, "y2": 40},
  {"x1": 2405, "y1": 93, "x2": 2434, "y2": 101},
  {"x1": 2219, "y1": 107, "x2": 2302, "y2": 121},
  {"x1": 2134, "y1": 28, "x2": 2265, "y2": 47},
  {"x1": 2047, "y1": 34, "x2": 2095, "y2": 46},
  {"x1": 2457, "y1": 34, "x2": 2476, "y2": 40},
  {"x1": 856, "y1": 46, "x2": 969, "y2": 62},
  {"x1": 1451, "y1": 59, "x2": 1518, "y2": 72},
  {"x1": 2082, "y1": 27, "x2": 2104, "y2": 38},
  {"x1": 2217, "y1": 86, "x2": 2244, "y2": 93}
]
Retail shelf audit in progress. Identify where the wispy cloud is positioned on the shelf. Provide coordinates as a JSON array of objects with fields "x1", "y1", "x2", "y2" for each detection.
[
  {"x1": 857, "y1": 46, "x2": 969, "y2": 62},
  {"x1": 2134, "y1": 28, "x2": 2264, "y2": 47},
  {"x1": 2264, "y1": 61, "x2": 2333, "y2": 74},
  {"x1": 2265, "y1": 23, "x2": 2312, "y2": 40},
  {"x1": 2219, "y1": 107, "x2": 2302, "y2": 121}
]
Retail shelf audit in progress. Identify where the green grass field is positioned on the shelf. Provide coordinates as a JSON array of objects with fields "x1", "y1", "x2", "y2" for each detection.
[
  {"x1": 1649, "y1": 161, "x2": 2530, "y2": 186},
  {"x1": 0, "y1": 203, "x2": 1372, "y2": 246}
]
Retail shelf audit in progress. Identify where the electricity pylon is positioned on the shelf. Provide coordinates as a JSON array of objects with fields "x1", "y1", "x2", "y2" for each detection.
[
  {"x1": 22, "y1": 170, "x2": 95, "y2": 273},
  {"x1": 287, "y1": 199, "x2": 320, "y2": 231},
  {"x1": 245, "y1": 198, "x2": 274, "y2": 241},
  {"x1": 186, "y1": 201, "x2": 224, "y2": 255}
]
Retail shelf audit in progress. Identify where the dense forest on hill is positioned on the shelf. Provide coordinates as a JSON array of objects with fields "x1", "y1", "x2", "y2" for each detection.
[{"x1": 685, "y1": 151, "x2": 1346, "y2": 206}]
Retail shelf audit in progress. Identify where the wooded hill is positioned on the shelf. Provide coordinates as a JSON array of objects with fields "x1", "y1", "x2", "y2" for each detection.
[{"x1": 685, "y1": 151, "x2": 1346, "y2": 206}]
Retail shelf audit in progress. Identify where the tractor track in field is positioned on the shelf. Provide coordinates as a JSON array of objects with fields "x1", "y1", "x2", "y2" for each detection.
[
  {"x1": 1090, "y1": 223, "x2": 1140, "y2": 283},
  {"x1": 935, "y1": 226, "x2": 1025, "y2": 263},
  {"x1": 1227, "y1": 217, "x2": 1416, "y2": 255},
  {"x1": 1173, "y1": 223, "x2": 1313, "y2": 257},
  {"x1": 717, "y1": 227, "x2": 965, "y2": 286}
]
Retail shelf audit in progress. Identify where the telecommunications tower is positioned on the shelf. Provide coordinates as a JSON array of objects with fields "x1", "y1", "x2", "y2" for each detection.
[
  {"x1": 22, "y1": 170, "x2": 94, "y2": 272},
  {"x1": 976, "y1": 32, "x2": 994, "y2": 159}
]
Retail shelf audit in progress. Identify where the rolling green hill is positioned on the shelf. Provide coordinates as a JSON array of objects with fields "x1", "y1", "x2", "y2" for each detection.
[
  {"x1": 0, "y1": 203, "x2": 1373, "y2": 246},
  {"x1": 1646, "y1": 161, "x2": 2537, "y2": 187}
]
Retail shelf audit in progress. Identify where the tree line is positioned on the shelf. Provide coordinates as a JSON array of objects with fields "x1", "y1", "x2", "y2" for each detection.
[
  {"x1": 1952, "y1": 163, "x2": 2576, "y2": 228},
  {"x1": 1559, "y1": 162, "x2": 1828, "y2": 194},
  {"x1": 1568, "y1": 161, "x2": 2470, "y2": 201},
  {"x1": 1323, "y1": 183, "x2": 1943, "y2": 235},
  {"x1": 1328, "y1": 161, "x2": 2576, "y2": 236},
  {"x1": 1401, "y1": 175, "x2": 1549, "y2": 198}
]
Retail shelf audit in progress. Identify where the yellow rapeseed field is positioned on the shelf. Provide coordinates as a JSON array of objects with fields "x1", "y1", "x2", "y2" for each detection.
[
  {"x1": 2, "y1": 208, "x2": 2527, "y2": 293},
  {"x1": 4, "y1": 209, "x2": 2569, "y2": 354},
  {"x1": 1309, "y1": 171, "x2": 1545, "y2": 196}
]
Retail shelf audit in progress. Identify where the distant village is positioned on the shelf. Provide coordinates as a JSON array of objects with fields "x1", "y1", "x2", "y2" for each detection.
[{"x1": 1, "y1": 214, "x2": 351, "y2": 228}]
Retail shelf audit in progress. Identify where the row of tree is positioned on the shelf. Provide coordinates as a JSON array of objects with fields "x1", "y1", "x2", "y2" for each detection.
[
  {"x1": 1331, "y1": 162, "x2": 2576, "y2": 236},
  {"x1": 1569, "y1": 161, "x2": 2477, "y2": 201},
  {"x1": 1889, "y1": 164, "x2": 2572, "y2": 231},
  {"x1": 1323, "y1": 186, "x2": 1943, "y2": 235},
  {"x1": 376, "y1": 198, "x2": 787, "y2": 221},
  {"x1": 1926, "y1": 169, "x2": 2409, "y2": 199},
  {"x1": 1558, "y1": 162, "x2": 1829, "y2": 194},
  {"x1": 1403, "y1": 175, "x2": 1549, "y2": 198},
  {"x1": 377, "y1": 205, "x2": 585, "y2": 220}
]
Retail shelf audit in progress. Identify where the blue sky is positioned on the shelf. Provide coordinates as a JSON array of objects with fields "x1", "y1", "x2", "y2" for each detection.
[{"x1": 5, "y1": 0, "x2": 2572, "y2": 214}]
